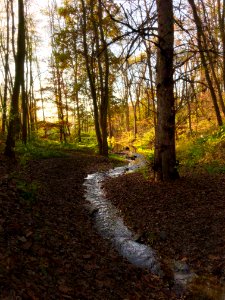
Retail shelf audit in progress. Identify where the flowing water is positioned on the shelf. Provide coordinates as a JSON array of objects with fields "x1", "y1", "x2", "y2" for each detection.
[
  {"x1": 83, "y1": 153, "x2": 225, "y2": 299},
  {"x1": 84, "y1": 154, "x2": 161, "y2": 275}
]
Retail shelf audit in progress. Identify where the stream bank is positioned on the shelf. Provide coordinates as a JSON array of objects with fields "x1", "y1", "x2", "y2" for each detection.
[
  {"x1": 84, "y1": 153, "x2": 199, "y2": 297},
  {"x1": 0, "y1": 152, "x2": 178, "y2": 299},
  {"x1": 84, "y1": 154, "x2": 161, "y2": 276},
  {"x1": 104, "y1": 161, "x2": 225, "y2": 299},
  {"x1": 2, "y1": 149, "x2": 224, "y2": 299}
]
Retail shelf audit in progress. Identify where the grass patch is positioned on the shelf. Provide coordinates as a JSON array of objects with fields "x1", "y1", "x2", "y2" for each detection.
[
  {"x1": 15, "y1": 133, "x2": 99, "y2": 165},
  {"x1": 16, "y1": 140, "x2": 69, "y2": 165},
  {"x1": 109, "y1": 153, "x2": 127, "y2": 165}
]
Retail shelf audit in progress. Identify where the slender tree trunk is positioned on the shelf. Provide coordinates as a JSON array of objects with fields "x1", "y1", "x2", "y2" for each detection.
[
  {"x1": 81, "y1": 0, "x2": 103, "y2": 154},
  {"x1": 56, "y1": 67, "x2": 66, "y2": 142},
  {"x1": 28, "y1": 37, "x2": 36, "y2": 135},
  {"x1": 218, "y1": 0, "x2": 225, "y2": 94},
  {"x1": 129, "y1": 91, "x2": 137, "y2": 140},
  {"x1": 5, "y1": 0, "x2": 26, "y2": 157},
  {"x1": 75, "y1": 92, "x2": 81, "y2": 141},
  {"x1": 22, "y1": 12, "x2": 28, "y2": 144},
  {"x1": 123, "y1": 70, "x2": 130, "y2": 132},
  {"x1": 11, "y1": 0, "x2": 16, "y2": 60},
  {"x1": 36, "y1": 57, "x2": 45, "y2": 122},
  {"x1": 36, "y1": 56, "x2": 47, "y2": 137},
  {"x1": 188, "y1": 0, "x2": 223, "y2": 126},
  {"x1": 90, "y1": 0, "x2": 109, "y2": 156},
  {"x1": 97, "y1": 0, "x2": 109, "y2": 156},
  {"x1": 73, "y1": 43, "x2": 81, "y2": 142},
  {"x1": 145, "y1": 42, "x2": 156, "y2": 124},
  {"x1": 200, "y1": 0, "x2": 225, "y2": 118},
  {"x1": 21, "y1": 80, "x2": 28, "y2": 144},
  {"x1": 61, "y1": 77, "x2": 70, "y2": 136},
  {"x1": 108, "y1": 102, "x2": 113, "y2": 138},
  {"x1": 2, "y1": 0, "x2": 10, "y2": 134}
]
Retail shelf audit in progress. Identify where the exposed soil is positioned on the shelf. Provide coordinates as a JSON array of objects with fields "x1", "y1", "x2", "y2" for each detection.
[{"x1": 1, "y1": 150, "x2": 225, "y2": 299}]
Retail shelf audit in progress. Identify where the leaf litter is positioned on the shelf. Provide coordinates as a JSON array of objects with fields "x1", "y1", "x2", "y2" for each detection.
[
  {"x1": 1, "y1": 151, "x2": 225, "y2": 298},
  {"x1": 0, "y1": 152, "x2": 177, "y2": 299}
]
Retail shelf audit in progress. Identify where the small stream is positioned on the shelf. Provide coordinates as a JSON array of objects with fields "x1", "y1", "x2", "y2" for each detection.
[
  {"x1": 83, "y1": 153, "x2": 225, "y2": 299},
  {"x1": 84, "y1": 154, "x2": 161, "y2": 275}
]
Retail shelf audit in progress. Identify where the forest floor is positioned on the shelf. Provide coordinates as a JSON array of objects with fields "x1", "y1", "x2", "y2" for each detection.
[{"x1": 0, "y1": 150, "x2": 225, "y2": 299}]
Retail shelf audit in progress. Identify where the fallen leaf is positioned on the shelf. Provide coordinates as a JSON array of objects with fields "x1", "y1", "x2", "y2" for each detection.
[
  {"x1": 58, "y1": 285, "x2": 73, "y2": 294},
  {"x1": 21, "y1": 241, "x2": 32, "y2": 250}
]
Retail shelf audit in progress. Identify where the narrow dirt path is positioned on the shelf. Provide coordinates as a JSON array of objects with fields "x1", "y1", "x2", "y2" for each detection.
[{"x1": 0, "y1": 152, "x2": 178, "y2": 299}]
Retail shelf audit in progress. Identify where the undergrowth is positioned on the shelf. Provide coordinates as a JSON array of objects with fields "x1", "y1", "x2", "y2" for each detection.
[
  {"x1": 116, "y1": 125, "x2": 225, "y2": 175},
  {"x1": 15, "y1": 133, "x2": 99, "y2": 165},
  {"x1": 15, "y1": 135, "x2": 127, "y2": 168},
  {"x1": 177, "y1": 125, "x2": 225, "y2": 174},
  {"x1": 16, "y1": 140, "x2": 69, "y2": 165},
  {"x1": 2, "y1": 124, "x2": 225, "y2": 175}
]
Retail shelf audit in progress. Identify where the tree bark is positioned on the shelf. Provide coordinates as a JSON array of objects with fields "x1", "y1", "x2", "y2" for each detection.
[
  {"x1": 98, "y1": 0, "x2": 110, "y2": 156},
  {"x1": 81, "y1": 0, "x2": 110, "y2": 156},
  {"x1": 188, "y1": 0, "x2": 223, "y2": 126},
  {"x1": 5, "y1": 0, "x2": 26, "y2": 157},
  {"x1": 81, "y1": 0, "x2": 103, "y2": 154},
  {"x1": 154, "y1": 0, "x2": 179, "y2": 181},
  {"x1": 200, "y1": 0, "x2": 225, "y2": 118},
  {"x1": 2, "y1": 0, "x2": 10, "y2": 134},
  {"x1": 218, "y1": 0, "x2": 225, "y2": 103}
]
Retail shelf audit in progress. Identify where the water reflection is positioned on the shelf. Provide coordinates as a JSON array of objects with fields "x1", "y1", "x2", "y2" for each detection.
[
  {"x1": 83, "y1": 154, "x2": 225, "y2": 298},
  {"x1": 84, "y1": 154, "x2": 161, "y2": 275}
]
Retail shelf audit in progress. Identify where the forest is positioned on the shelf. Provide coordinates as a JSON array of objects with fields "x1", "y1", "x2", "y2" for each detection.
[
  {"x1": 1, "y1": 0, "x2": 225, "y2": 299},
  {"x1": 1, "y1": 0, "x2": 225, "y2": 177}
]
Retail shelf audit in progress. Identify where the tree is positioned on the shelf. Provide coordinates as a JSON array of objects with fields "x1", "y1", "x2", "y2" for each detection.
[
  {"x1": 48, "y1": 0, "x2": 67, "y2": 143},
  {"x1": 1, "y1": 0, "x2": 10, "y2": 134},
  {"x1": 187, "y1": 0, "x2": 223, "y2": 126},
  {"x1": 4, "y1": 0, "x2": 26, "y2": 157},
  {"x1": 154, "y1": 0, "x2": 179, "y2": 181},
  {"x1": 80, "y1": 0, "x2": 112, "y2": 156}
]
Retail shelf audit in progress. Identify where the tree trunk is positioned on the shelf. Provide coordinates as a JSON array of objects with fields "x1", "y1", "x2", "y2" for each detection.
[
  {"x1": 219, "y1": 0, "x2": 225, "y2": 93},
  {"x1": 81, "y1": 0, "x2": 110, "y2": 156},
  {"x1": 73, "y1": 43, "x2": 81, "y2": 142},
  {"x1": 129, "y1": 90, "x2": 137, "y2": 140},
  {"x1": 154, "y1": 0, "x2": 179, "y2": 181},
  {"x1": 5, "y1": 0, "x2": 26, "y2": 157},
  {"x1": 81, "y1": 0, "x2": 103, "y2": 153},
  {"x1": 200, "y1": 0, "x2": 225, "y2": 118},
  {"x1": 96, "y1": 0, "x2": 109, "y2": 156},
  {"x1": 145, "y1": 41, "x2": 156, "y2": 125},
  {"x1": 188, "y1": 0, "x2": 223, "y2": 126},
  {"x1": 28, "y1": 36, "x2": 36, "y2": 135},
  {"x1": 35, "y1": 56, "x2": 46, "y2": 136},
  {"x1": 56, "y1": 67, "x2": 66, "y2": 142},
  {"x1": 123, "y1": 69, "x2": 130, "y2": 132},
  {"x1": 2, "y1": 0, "x2": 10, "y2": 134}
]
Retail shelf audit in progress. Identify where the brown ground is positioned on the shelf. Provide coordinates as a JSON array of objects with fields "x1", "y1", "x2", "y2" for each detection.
[
  {"x1": 0, "y1": 151, "x2": 177, "y2": 300},
  {"x1": 104, "y1": 169, "x2": 225, "y2": 299},
  {"x1": 0, "y1": 151, "x2": 224, "y2": 299}
]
